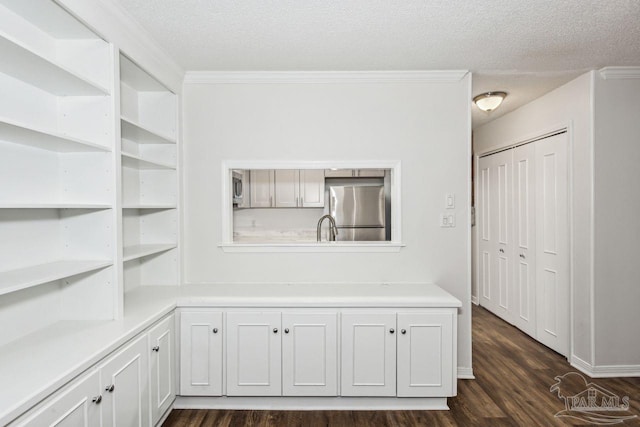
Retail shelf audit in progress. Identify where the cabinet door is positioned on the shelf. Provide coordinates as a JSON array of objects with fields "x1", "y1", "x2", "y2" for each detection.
[
  {"x1": 341, "y1": 312, "x2": 396, "y2": 396},
  {"x1": 14, "y1": 371, "x2": 101, "y2": 427},
  {"x1": 397, "y1": 312, "x2": 455, "y2": 397},
  {"x1": 356, "y1": 169, "x2": 385, "y2": 177},
  {"x1": 250, "y1": 170, "x2": 275, "y2": 207},
  {"x1": 282, "y1": 312, "x2": 337, "y2": 396},
  {"x1": 226, "y1": 312, "x2": 281, "y2": 396},
  {"x1": 274, "y1": 169, "x2": 300, "y2": 207},
  {"x1": 149, "y1": 314, "x2": 176, "y2": 425},
  {"x1": 180, "y1": 311, "x2": 223, "y2": 396},
  {"x1": 100, "y1": 334, "x2": 150, "y2": 427},
  {"x1": 299, "y1": 170, "x2": 325, "y2": 208},
  {"x1": 324, "y1": 169, "x2": 354, "y2": 178}
]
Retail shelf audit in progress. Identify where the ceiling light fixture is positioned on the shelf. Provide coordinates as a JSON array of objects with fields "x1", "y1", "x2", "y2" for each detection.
[{"x1": 473, "y1": 91, "x2": 507, "y2": 112}]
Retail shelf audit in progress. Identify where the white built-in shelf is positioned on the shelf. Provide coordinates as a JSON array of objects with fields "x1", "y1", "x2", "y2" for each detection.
[
  {"x1": 0, "y1": 117, "x2": 111, "y2": 152},
  {"x1": 121, "y1": 117, "x2": 176, "y2": 145},
  {"x1": 123, "y1": 244, "x2": 177, "y2": 262},
  {"x1": 0, "y1": 203, "x2": 111, "y2": 209},
  {"x1": 122, "y1": 204, "x2": 177, "y2": 210},
  {"x1": 121, "y1": 152, "x2": 175, "y2": 170},
  {"x1": 0, "y1": 260, "x2": 112, "y2": 297},
  {"x1": 0, "y1": 34, "x2": 109, "y2": 96}
]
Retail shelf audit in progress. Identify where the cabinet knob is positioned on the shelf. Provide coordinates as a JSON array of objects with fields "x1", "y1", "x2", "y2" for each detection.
[
  {"x1": 105, "y1": 384, "x2": 115, "y2": 393},
  {"x1": 389, "y1": 328, "x2": 395, "y2": 334},
  {"x1": 92, "y1": 395, "x2": 102, "y2": 404},
  {"x1": 284, "y1": 328, "x2": 290, "y2": 334},
  {"x1": 273, "y1": 328, "x2": 278, "y2": 334},
  {"x1": 401, "y1": 329, "x2": 407, "y2": 335},
  {"x1": 213, "y1": 328, "x2": 218, "y2": 334},
  {"x1": 499, "y1": 248, "x2": 505, "y2": 253},
  {"x1": 152, "y1": 346, "x2": 160, "y2": 352}
]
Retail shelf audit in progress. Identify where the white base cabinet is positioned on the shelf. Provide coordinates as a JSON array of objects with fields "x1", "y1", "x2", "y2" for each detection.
[
  {"x1": 179, "y1": 311, "x2": 223, "y2": 396},
  {"x1": 13, "y1": 314, "x2": 175, "y2": 427},
  {"x1": 180, "y1": 308, "x2": 456, "y2": 400},
  {"x1": 149, "y1": 315, "x2": 176, "y2": 425}
]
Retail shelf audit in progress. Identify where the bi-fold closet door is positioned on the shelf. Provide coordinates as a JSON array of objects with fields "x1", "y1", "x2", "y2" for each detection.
[{"x1": 477, "y1": 132, "x2": 568, "y2": 356}]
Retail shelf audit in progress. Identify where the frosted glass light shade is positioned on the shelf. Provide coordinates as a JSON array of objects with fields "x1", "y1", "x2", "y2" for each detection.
[{"x1": 473, "y1": 92, "x2": 507, "y2": 112}]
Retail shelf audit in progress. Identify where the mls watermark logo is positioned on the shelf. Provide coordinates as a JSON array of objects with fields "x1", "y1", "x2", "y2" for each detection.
[{"x1": 550, "y1": 372, "x2": 637, "y2": 425}]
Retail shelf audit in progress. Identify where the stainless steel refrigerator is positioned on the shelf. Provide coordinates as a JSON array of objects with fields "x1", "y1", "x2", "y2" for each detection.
[{"x1": 328, "y1": 184, "x2": 387, "y2": 241}]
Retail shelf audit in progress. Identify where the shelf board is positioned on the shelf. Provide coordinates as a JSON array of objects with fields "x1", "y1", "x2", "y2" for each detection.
[
  {"x1": 0, "y1": 203, "x2": 111, "y2": 209},
  {"x1": 122, "y1": 204, "x2": 177, "y2": 210},
  {"x1": 123, "y1": 244, "x2": 177, "y2": 262},
  {"x1": 120, "y1": 54, "x2": 168, "y2": 92},
  {"x1": 0, "y1": 33, "x2": 109, "y2": 96},
  {"x1": 0, "y1": 117, "x2": 111, "y2": 152},
  {"x1": 121, "y1": 117, "x2": 176, "y2": 145},
  {"x1": 0, "y1": 260, "x2": 112, "y2": 297},
  {"x1": 121, "y1": 152, "x2": 175, "y2": 170}
]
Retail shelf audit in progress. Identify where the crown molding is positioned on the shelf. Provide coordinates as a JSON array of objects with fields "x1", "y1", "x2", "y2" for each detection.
[
  {"x1": 599, "y1": 66, "x2": 640, "y2": 80},
  {"x1": 184, "y1": 70, "x2": 469, "y2": 85},
  {"x1": 56, "y1": 0, "x2": 184, "y2": 92}
]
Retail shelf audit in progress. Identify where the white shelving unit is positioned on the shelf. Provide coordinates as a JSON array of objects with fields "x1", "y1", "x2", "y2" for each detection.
[
  {"x1": 120, "y1": 54, "x2": 179, "y2": 292},
  {"x1": 0, "y1": 0, "x2": 119, "y2": 347}
]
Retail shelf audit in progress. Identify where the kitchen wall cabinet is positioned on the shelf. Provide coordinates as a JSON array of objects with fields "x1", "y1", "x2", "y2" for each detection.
[
  {"x1": 341, "y1": 312, "x2": 397, "y2": 396},
  {"x1": 253, "y1": 169, "x2": 325, "y2": 208},
  {"x1": 180, "y1": 311, "x2": 223, "y2": 396},
  {"x1": 324, "y1": 169, "x2": 385, "y2": 178},
  {"x1": 250, "y1": 170, "x2": 275, "y2": 208},
  {"x1": 226, "y1": 312, "x2": 282, "y2": 396},
  {"x1": 149, "y1": 314, "x2": 176, "y2": 425},
  {"x1": 100, "y1": 334, "x2": 150, "y2": 427},
  {"x1": 282, "y1": 312, "x2": 338, "y2": 396},
  {"x1": 477, "y1": 132, "x2": 569, "y2": 356}
]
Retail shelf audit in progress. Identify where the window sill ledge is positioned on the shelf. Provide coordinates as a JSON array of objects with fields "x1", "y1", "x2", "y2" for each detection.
[{"x1": 218, "y1": 242, "x2": 405, "y2": 253}]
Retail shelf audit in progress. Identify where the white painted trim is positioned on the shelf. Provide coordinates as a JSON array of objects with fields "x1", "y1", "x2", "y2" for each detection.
[
  {"x1": 56, "y1": 0, "x2": 184, "y2": 93},
  {"x1": 219, "y1": 242, "x2": 405, "y2": 253},
  {"x1": 465, "y1": 73, "x2": 473, "y2": 376},
  {"x1": 457, "y1": 367, "x2": 475, "y2": 379},
  {"x1": 155, "y1": 401, "x2": 174, "y2": 426},
  {"x1": 571, "y1": 356, "x2": 640, "y2": 378},
  {"x1": 599, "y1": 67, "x2": 640, "y2": 80},
  {"x1": 174, "y1": 396, "x2": 449, "y2": 410},
  {"x1": 588, "y1": 71, "x2": 597, "y2": 367},
  {"x1": 567, "y1": 121, "x2": 576, "y2": 362},
  {"x1": 476, "y1": 123, "x2": 568, "y2": 157},
  {"x1": 184, "y1": 70, "x2": 469, "y2": 85},
  {"x1": 220, "y1": 160, "x2": 403, "y2": 247},
  {"x1": 471, "y1": 295, "x2": 479, "y2": 305}
]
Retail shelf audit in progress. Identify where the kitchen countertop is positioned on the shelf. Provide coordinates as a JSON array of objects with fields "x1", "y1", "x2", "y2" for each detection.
[{"x1": 0, "y1": 283, "x2": 460, "y2": 425}]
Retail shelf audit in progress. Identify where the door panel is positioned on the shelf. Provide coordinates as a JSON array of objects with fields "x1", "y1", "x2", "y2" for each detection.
[
  {"x1": 535, "y1": 133, "x2": 568, "y2": 356},
  {"x1": 250, "y1": 170, "x2": 274, "y2": 207},
  {"x1": 512, "y1": 143, "x2": 536, "y2": 337},
  {"x1": 226, "y1": 312, "x2": 281, "y2": 396},
  {"x1": 274, "y1": 169, "x2": 299, "y2": 208},
  {"x1": 282, "y1": 313, "x2": 337, "y2": 396},
  {"x1": 100, "y1": 334, "x2": 149, "y2": 427},
  {"x1": 341, "y1": 312, "x2": 396, "y2": 397},
  {"x1": 300, "y1": 170, "x2": 325, "y2": 207},
  {"x1": 149, "y1": 314, "x2": 176, "y2": 425},
  {"x1": 397, "y1": 312, "x2": 454, "y2": 397},
  {"x1": 180, "y1": 311, "x2": 223, "y2": 396}
]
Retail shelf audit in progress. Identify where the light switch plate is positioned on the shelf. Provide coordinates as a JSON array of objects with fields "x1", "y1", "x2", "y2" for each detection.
[{"x1": 445, "y1": 193, "x2": 455, "y2": 209}]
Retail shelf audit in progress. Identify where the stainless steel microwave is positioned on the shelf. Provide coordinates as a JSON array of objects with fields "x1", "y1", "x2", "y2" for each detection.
[{"x1": 232, "y1": 170, "x2": 250, "y2": 208}]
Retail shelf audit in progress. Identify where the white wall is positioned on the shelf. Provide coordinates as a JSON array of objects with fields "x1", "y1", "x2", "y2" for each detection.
[
  {"x1": 182, "y1": 73, "x2": 472, "y2": 373},
  {"x1": 593, "y1": 73, "x2": 640, "y2": 368},
  {"x1": 473, "y1": 73, "x2": 594, "y2": 365}
]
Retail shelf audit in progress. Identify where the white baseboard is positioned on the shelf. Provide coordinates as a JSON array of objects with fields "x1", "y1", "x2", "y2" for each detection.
[
  {"x1": 174, "y1": 396, "x2": 449, "y2": 411},
  {"x1": 471, "y1": 295, "x2": 479, "y2": 305},
  {"x1": 457, "y1": 366, "x2": 475, "y2": 379},
  {"x1": 571, "y1": 355, "x2": 640, "y2": 378}
]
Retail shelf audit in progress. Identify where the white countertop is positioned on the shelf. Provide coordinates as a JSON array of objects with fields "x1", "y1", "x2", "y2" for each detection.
[{"x1": 0, "y1": 283, "x2": 460, "y2": 425}]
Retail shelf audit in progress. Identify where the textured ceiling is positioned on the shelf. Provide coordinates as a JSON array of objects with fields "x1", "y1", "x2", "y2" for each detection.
[{"x1": 113, "y1": 0, "x2": 640, "y2": 127}]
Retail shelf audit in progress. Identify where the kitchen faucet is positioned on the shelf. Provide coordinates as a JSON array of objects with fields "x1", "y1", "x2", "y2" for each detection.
[{"x1": 317, "y1": 214, "x2": 338, "y2": 242}]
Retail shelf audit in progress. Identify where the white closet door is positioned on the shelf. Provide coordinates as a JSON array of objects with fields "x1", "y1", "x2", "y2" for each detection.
[
  {"x1": 478, "y1": 150, "x2": 514, "y2": 322},
  {"x1": 512, "y1": 143, "x2": 537, "y2": 337},
  {"x1": 534, "y1": 133, "x2": 569, "y2": 356}
]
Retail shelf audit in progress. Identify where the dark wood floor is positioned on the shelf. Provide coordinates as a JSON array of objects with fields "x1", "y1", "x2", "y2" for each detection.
[{"x1": 164, "y1": 305, "x2": 640, "y2": 426}]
